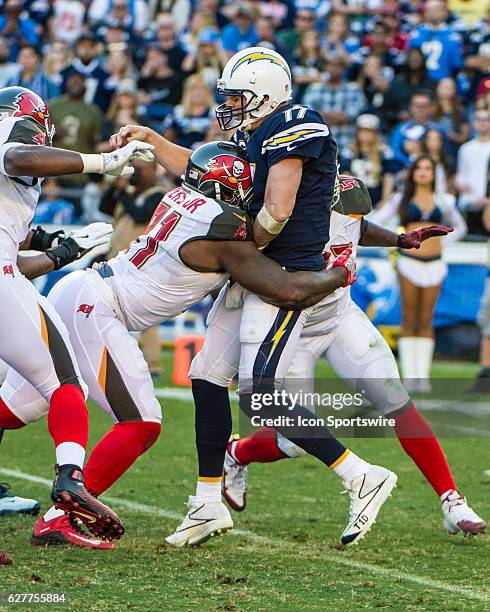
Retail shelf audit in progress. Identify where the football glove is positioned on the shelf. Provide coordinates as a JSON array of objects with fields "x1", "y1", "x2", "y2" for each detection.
[
  {"x1": 30, "y1": 226, "x2": 65, "y2": 252},
  {"x1": 397, "y1": 225, "x2": 453, "y2": 249},
  {"x1": 45, "y1": 222, "x2": 113, "y2": 269},
  {"x1": 80, "y1": 141, "x2": 155, "y2": 177},
  {"x1": 331, "y1": 247, "x2": 356, "y2": 287}
]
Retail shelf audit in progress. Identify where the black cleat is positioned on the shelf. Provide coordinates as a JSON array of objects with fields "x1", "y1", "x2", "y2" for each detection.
[{"x1": 51, "y1": 464, "x2": 124, "y2": 541}]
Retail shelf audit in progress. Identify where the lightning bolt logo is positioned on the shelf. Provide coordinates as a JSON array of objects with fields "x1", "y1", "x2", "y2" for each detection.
[{"x1": 230, "y1": 52, "x2": 291, "y2": 78}]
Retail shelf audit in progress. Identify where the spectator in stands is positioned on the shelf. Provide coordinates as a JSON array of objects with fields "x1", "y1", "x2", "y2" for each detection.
[
  {"x1": 99, "y1": 159, "x2": 172, "y2": 379},
  {"x1": 276, "y1": 8, "x2": 316, "y2": 56},
  {"x1": 88, "y1": 0, "x2": 149, "y2": 39},
  {"x1": 61, "y1": 33, "x2": 115, "y2": 113},
  {"x1": 49, "y1": 0, "x2": 85, "y2": 44},
  {"x1": 255, "y1": 15, "x2": 289, "y2": 58},
  {"x1": 465, "y1": 7, "x2": 490, "y2": 101},
  {"x1": 180, "y1": 10, "x2": 211, "y2": 54},
  {"x1": 0, "y1": 0, "x2": 39, "y2": 61},
  {"x1": 356, "y1": 53, "x2": 393, "y2": 114},
  {"x1": 150, "y1": 0, "x2": 192, "y2": 34},
  {"x1": 43, "y1": 42, "x2": 72, "y2": 88},
  {"x1": 6, "y1": 44, "x2": 60, "y2": 101},
  {"x1": 322, "y1": 13, "x2": 359, "y2": 66},
  {"x1": 408, "y1": 0, "x2": 463, "y2": 80},
  {"x1": 391, "y1": 90, "x2": 442, "y2": 165},
  {"x1": 97, "y1": 83, "x2": 140, "y2": 152},
  {"x1": 456, "y1": 108, "x2": 490, "y2": 235},
  {"x1": 181, "y1": 28, "x2": 226, "y2": 91},
  {"x1": 153, "y1": 13, "x2": 187, "y2": 72},
  {"x1": 163, "y1": 74, "x2": 214, "y2": 150},
  {"x1": 340, "y1": 114, "x2": 399, "y2": 208},
  {"x1": 33, "y1": 178, "x2": 77, "y2": 225},
  {"x1": 137, "y1": 44, "x2": 184, "y2": 128},
  {"x1": 49, "y1": 72, "x2": 103, "y2": 214},
  {"x1": 434, "y1": 78, "x2": 470, "y2": 162},
  {"x1": 220, "y1": 2, "x2": 259, "y2": 56},
  {"x1": 291, "y1": 30, "x2": 326, "y2": 104},
  {"x1": 381, "y1": 10, "x2": 409, "y2": 51},
  {"x1": 382, "y1": 48, "x2": 436, "y2": 127},
  {"x1": 353, "y1": 20, "x2": 404, "y2": 77},
  {"x1": 371, "y1": 156, "x2": 467, "y2": 392},
  {"x1": 106, "y1": 42, "x2": 137, "y2": 91},
  {"x1": 0, "y1": 36, "x2": 19, "y2": 87},
  {"x1": 422, "y1": 128, "x2": 455, "y2": 196},
  {"x1": 303, "y1": 54, "x2": 366, "y2": 150}
]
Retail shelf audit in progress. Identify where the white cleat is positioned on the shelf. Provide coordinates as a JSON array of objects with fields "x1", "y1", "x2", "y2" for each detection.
[
  {"x1": 341, "y1": 465, "x2": 397, "y2": 547},
  {"x1": 441, "y1": 489, "x2": 486, "y2": 536},
  {"x1": 0, "y1": 483, "x2": 40, "y2": 516},
  {"x1": 222, "y1": 441, "x2": 248, "y2": 512},
  {"x1": 165, "y1": 496, "x2": 233, "y2": 548}
]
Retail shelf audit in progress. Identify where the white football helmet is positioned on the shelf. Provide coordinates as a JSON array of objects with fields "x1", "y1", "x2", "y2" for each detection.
[{"x1": 216, "y1": 46, "x2": 292, "y2": 131}]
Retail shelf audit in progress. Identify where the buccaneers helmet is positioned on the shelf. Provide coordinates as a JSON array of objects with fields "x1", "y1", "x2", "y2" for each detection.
[
  {"x1": 184, "y1": 141, "x2": 253, "y2": 209},
  {"x1": 0, "y1": 86, "x2": 54, "y2": 146}
]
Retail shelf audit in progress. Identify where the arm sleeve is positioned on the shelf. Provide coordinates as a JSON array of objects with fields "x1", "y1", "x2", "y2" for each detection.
[
  {"x1": 441, "y1": 194, "x2": 467, "y2": 244},
  {"x1": 0, "y1": 118, "x2": 46, "y2": 177},
  {"x1": 367, "y1": 193, "x2": 401, "y2": 227}
]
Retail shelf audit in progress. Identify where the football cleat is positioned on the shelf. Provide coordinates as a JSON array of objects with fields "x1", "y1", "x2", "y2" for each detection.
[
  {"x1": 222, "y1": 436, "x2": 248, "y2": 512},
  {"x1": 441, "y1": 489, "x2": 486, "y2": 536},
  {"x1": 0, "y1": 483, "x2": 40, "y2": 516},
  {"x1": 31, "y1": 514, "x2": 114, "y2": 549},
  {"x1": 51, "y1": 464, "x2": 124, "y2": 541},
  {"x1": 165, "y1": 496, "x2": 233, "y2": 548},
  {"x1": 341, "y1": 465, "x2": 397, "y2": 546}
]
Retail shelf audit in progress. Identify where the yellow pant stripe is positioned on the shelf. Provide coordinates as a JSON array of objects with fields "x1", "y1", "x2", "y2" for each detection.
[
  {"x1": 98, "y1": 347, "x2": 108, "y2": 393},
  {"x1": 37, "y1": 305, "x2": 49, "y2": 348},
  {"x1": 329, "y1": 449, "x2": 350, "y2": 469},
  {"x1": 198, "y1": 476, "x2": 223, "y2": 483},
  {"x1": 265, "y1": 311, "x2": 294, "y2": 367}
]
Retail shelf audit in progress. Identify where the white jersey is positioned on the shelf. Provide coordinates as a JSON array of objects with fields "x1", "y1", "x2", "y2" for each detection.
[
  {"x1": 107, "y1": 184, "x2": 252, "y2": 331},
  {"x1": 0, "y1": 117, "x2": 43, "y2": 261}
]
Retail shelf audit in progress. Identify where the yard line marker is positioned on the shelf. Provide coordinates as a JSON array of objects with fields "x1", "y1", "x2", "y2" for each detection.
[{"x1": 1, "y1": 468, "x2": 489, "y2": 603}]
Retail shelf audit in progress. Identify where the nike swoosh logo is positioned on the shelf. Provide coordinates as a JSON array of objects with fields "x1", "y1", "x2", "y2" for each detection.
[
  {"x1": 39, "y1": 527, "x2": 51, "y2": 534},
  {"x1": 357, "y1": 474, "x2": 389, "y2": 501},
  {"x1": 176, "y1": 518, "x2": 216, "y2": 533},
  {"x1": 233, "y1": 213, "x2": 247, "y2": 223},
  {"x1": 73, "y1": 510, "x2": 97, "y2": 524}
]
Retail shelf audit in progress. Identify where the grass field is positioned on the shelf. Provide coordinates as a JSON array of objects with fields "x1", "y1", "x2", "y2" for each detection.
[{"x1": 1, "y1": 353, "x2": 489, "y2": 611}]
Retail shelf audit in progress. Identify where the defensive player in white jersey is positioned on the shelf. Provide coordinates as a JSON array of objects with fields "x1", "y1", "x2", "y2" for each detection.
[
  {"x1": 0, "y1": 141, "x2": 358, "y2": 549},
  {"x1": 0, "y1": 85, "x2": 155, "y2": 540},
  {"x1": 220, "y1": 190, "x2": 486, "y2": 538}
]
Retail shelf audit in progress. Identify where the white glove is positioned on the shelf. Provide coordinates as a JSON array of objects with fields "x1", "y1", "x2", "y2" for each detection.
[
  {"x1": 67, "y1": 222, "x2": 113, "y2": 256},
  {"x1": 80, "y1": 141, "x2": 155, "y2": 177}
]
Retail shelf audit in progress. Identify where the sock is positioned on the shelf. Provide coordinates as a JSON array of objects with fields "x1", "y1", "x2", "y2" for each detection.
[
  {"x1": 398, "y1": 337, "x2": 418, "y2": 379},
  {"x1": 47, "y1": 384, "x2": 88, "y2": 465},
  {"x1": 394, "y1": 403, "x2": 457, "y2": 496},
  {"x1": 239, "y1": 393, "x2": 348, "y2": 468},
  {"x1": 55, "y1": 441, "x2": 85, "y2": 468},
  {"x1": 233, "y1": 428, "x2": 286, "y2": 465},
  {"x1": 83, "y1": 421, "x2": 161, "y2": 496},
  {"x1": 193, "y1": 379, "x2": 232, "y2": 478},
  {"x1": 195, "y1": 478, "x2": 222, "y2": 503},
  {"x1": 0, "y1": 397, "x2": 26, "y2": 429},
  {"x1": 414, "y1": 337, "x2": 435, "y2": 380},
  {"x1": 43, "y1": 506, "x2": 65, "y2": 522},
  {"x1": 330, "y1": 450, "x2": 371, "y2": 485}
]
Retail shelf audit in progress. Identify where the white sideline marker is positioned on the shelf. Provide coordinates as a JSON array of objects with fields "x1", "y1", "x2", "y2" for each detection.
[{"x1": 1, "y1": 467, "x2": 489, "y2": 603}]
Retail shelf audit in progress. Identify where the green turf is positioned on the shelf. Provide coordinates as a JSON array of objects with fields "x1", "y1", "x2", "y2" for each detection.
[{"x1": 0, "y1": 353, "x2": 488, "y2": 611}]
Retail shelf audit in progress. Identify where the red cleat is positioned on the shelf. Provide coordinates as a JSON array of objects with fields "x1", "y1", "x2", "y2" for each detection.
[{"x1": 31, "y1": 515, "x2": 115, "y2": 549}]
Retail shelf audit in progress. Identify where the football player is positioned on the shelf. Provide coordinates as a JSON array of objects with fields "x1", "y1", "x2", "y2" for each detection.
[
  {"x1": 113, "y1": 50, "x2": 401, "y2": 548},
  {"x1": 0, "y1": 85, "x2": 154, "y2": 540},
  {"x1": 0, "y1": 141, "x2": 357, "y2": 549},
  {"x1": 220, "y1": 190, "x2": 486, "y2": 538}
]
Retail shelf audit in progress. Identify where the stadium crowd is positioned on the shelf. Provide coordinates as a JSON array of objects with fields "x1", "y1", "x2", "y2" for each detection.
[{"x1": 0, "y1": 0, "x2": 489, "y2": 233}]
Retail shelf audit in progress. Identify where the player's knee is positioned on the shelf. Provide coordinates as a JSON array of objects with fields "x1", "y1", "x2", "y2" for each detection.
[
  {"x1": 276, "y1": 435, "x2": 307, "y2": 458},
  {"x1": 189, "y1": 352, "x2": 235, "y2": 387},
  {"x1": 137, "y1": 420, "x2": 161, "y2": 450}
]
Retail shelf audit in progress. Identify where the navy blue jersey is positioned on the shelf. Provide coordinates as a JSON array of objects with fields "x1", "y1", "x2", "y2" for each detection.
[{"x1": 233, "y1": 104, "x2": 337, "y2": 271}]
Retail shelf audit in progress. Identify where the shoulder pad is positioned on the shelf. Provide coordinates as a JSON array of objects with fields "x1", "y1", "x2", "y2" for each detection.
[
  {"x1": 206, "y1": 202, "x2": 253, "y2": 242},
  {"x1": 333, "y1": 175, "x2": 372, "y2": 216}
]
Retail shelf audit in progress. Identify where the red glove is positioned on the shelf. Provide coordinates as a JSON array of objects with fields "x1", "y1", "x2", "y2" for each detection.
[
  {"x1": 331, "y1": 247, "x2": 356, "y2": 287},
  {"x1": 397, "y1": 225, "x2": 454, "y2": 249}
]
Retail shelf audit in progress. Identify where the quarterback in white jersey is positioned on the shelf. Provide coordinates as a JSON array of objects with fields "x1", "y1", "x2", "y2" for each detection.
[
  {"x1": 0, "y1": 85, "x2": 157, "y2": 544},
  {"x1": 1, "y1": 140, "x2": 356, "y2": 549}
]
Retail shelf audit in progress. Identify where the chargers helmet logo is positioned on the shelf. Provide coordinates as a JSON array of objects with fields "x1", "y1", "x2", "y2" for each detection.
[
  {"x1": 77, "y1": 304, "x2": 94, "y2": 318},
  {"x1": 199, "y1": 154, "x2": 253, "y2": 193},
  {"x1": 230, "y1": 51, "x2": 291, "y2": 79}
]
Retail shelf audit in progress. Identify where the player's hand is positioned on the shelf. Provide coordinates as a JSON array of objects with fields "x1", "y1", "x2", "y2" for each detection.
[
  {"x1": 45, "y1": 222, "x2": 113, "y2": 270},
  {"x1": 331, "y1": 247, "x2": 356, "y2": 287},
  {"x1": 101, "y1": 140, "x2": 155, "y2": 176},
  {"x1": 110, "y1": 125, "x2": 157, "y2": 149},
  {"x1": 397, "y1": 225, "x2": 453, "y2": 249}
]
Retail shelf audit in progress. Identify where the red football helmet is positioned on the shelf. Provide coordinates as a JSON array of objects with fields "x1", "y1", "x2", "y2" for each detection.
[
  {"x1": 184, "y1": 141, "x2": 253, "y2": 209},
  {"x1": 0, "y1": 86, "x2": 54, "y2": 146}
]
